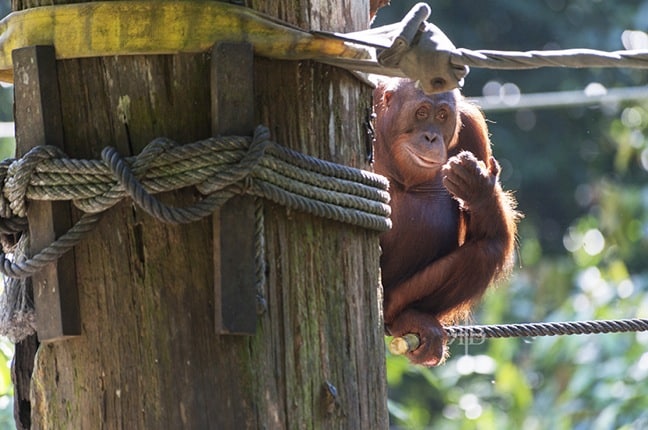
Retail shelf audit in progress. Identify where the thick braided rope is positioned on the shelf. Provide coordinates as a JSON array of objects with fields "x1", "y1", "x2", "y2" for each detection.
[
  {"x1": 0, "y1": 213, "x2": 103, "y2": 278},
  {"x1": 101, "y1": 146, "x2": 241, "y2": 224},
  {"x1": 254, "y1": 197, "x2": 267, "y2": 314},
  {"x1": 3, "y1": 126, "x2": 390, "y2": 226},
  {"x1": 445, "y1": 319, "x2": 648, "y2": 340},
  {"x1": 451, "y1": 48, "x2": 648, "y2": 70},
  {"x1": 0, "y1": 125, "x2": 390, "y2": 279}
]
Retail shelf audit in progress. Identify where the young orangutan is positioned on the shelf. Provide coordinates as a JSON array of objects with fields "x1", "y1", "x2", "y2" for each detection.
[{"x1": 374, "y1": 78, "x2": 520, "y2": 366}]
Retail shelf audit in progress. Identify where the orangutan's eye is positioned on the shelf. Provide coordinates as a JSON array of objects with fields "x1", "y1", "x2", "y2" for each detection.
[{"x1": 415, "y1": 107, "x2": 429, "y2": 120}]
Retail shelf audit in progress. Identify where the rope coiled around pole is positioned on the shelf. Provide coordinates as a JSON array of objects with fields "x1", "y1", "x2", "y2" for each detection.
[
  {"x1": 0, "y1": 125, "x2": 390, "y2": 341},
  {"x1": 0, "y1": 125, "x2": 391, "y2": 280}
]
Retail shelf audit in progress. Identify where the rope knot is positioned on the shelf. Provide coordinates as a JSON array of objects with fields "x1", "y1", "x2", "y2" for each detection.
[
  {"x1": 137, "y1": 137, "x2": 179, "y2": 169},
  {"x1": 4, "y1": 145, "x2": 66, "y2": 218},
  {"x1": 196, "y1": 125, "x2": 271, "y2": 195}
]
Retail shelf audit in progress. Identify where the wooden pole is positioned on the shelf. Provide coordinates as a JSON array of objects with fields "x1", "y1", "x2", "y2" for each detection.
[{"x1": 11, "y1": 1, "x2": 388, "y2": 428}]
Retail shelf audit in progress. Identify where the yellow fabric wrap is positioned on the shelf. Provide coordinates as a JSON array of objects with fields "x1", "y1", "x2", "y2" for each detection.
[{"x1": 0, "y1": 1, "x2": 372, "y2": 82}]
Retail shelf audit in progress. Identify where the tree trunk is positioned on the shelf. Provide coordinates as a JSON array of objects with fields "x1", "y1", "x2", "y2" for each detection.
[{"x1": 11, "y1": 0, "x2": 388, "y2": 428}]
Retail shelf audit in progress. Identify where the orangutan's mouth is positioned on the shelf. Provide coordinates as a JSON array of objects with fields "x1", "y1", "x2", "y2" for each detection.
[{"x1": 408, "y1": 149, "x2": 442, "y2": 168}]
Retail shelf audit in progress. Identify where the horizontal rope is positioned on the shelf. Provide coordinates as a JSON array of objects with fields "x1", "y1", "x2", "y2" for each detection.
[
  {"x1": 388, "y1": 319, "x2": 648, "y2": 356},
  {"x1": 0, "y1": 125, "x2": 391, "y2": 279},
  {"x1": 451, "y1": 48, "x2": 648, "y2": 70},
  {"x1": 332, "y1": 3, "x2": 648, "y2": 93},
  {"x1": 445, "y1": 318, "x2": 648, "y2": 339}
]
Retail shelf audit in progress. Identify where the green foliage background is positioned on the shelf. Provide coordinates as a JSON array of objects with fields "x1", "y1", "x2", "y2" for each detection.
[{"x1": 375, "y1": 1, "x2": 648, "y2": 429}]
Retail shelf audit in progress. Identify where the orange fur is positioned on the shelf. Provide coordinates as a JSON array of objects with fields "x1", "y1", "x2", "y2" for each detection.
[{"x1": 374, "y1": 78, "x2": 520, "y2": 366}]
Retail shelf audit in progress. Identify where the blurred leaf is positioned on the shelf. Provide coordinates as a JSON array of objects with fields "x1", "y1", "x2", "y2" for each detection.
[
  {"x1": 495, "y1": 362, "x2": 532, "y2": 412},
  {"x1": 383, "y1": 1, "x2": 648, "y2": 429},
  {"x1": 0, "y1": 137, "x2": 14, "y2": 161}
]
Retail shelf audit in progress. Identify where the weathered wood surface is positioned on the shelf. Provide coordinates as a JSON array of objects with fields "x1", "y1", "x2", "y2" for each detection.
[
  {"x1": 13, "y1": 46, "x2": 81, "y2": 341},
  {"x1": 12, "y1": 0, "x2": 388, "y2": 428}
]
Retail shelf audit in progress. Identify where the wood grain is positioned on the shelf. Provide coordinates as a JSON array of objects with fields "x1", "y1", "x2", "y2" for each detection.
[{"x1": 13, "y1": 1, "x2": 388, "y2": 429}]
